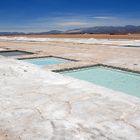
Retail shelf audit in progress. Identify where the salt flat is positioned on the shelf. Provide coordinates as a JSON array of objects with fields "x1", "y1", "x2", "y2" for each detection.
[
  {"x1": 0, "y1": 36, "x2": 140, "y2": 46},
  {"x1": 0, "y1": 36, "x2": 140, "y2": 139},
  {"x1": 0, "y1": 36, "x2": 140, "y2": 71},
  {"x1": 0, "y1": 58, "x2": 140, "y2": 140}
]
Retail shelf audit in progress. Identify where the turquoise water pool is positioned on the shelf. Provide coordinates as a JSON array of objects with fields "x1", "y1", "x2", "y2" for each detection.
[
  {"x1": 21, "y1": 57, "x2": 70, "y2": 66},
  {"x1": 0, "y1": 50, "x2": 32, "y2": 56},
  {"x1": 62, "y1": 66, "x2": 140, "y2": 97}
]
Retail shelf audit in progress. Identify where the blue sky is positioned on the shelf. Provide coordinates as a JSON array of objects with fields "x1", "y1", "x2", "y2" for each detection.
[{"x1": 0, "y1": 0, "x2": 140, "y2": 32}]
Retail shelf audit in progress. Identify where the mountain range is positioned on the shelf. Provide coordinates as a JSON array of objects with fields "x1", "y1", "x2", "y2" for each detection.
[
  {"x1": 65, "y1": 25, "x2": 140, "y2": 34},
  {"x1": 0, "y1": 25, "x2": 140, "y2": 35}
]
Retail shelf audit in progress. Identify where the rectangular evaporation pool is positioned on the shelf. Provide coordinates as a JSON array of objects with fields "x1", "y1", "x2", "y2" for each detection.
[
  {"x1": 20, "y1": 57, "x2": 72, "y2": 66},
  {"x1": 0, "y1": 50, "x2": 33, "y2": 57},
  {"x1": 61, "y1": 66, "x2": 140, "y2": 97},
  {"x1": 122, "y1": 45, "x2": 140, "y2": 48}
]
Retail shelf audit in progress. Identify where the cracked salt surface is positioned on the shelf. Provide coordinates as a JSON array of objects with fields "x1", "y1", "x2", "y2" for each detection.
[{"x1": 0, "y1": 58, "x2": 140, "y2": 140}]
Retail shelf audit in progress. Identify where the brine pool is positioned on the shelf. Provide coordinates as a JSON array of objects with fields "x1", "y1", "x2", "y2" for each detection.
[
  {"x1": 0, "y1": 50, "x2": 32, "y2": 56},
  {"x1": 20, "y1": 57, "x2": 71, "y2": 66},
  {"x1": 61, "y1": 66, "x2": 140, "y2": 97}
]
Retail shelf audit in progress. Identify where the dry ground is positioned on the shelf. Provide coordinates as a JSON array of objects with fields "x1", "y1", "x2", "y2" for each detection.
[
  {"x1": 0, "y1": 37, "x2": 140, "y2": 72},
  {"x1": 10, "y1": 34, "x2": 140, "y2": 40}
]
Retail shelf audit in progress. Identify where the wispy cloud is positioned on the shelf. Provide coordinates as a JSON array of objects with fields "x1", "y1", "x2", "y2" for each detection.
[
  {"x1": 91, "y1": 16, "x2": 115, "y2": 19},
  {"x1": 58, "y1": 21, "x2": 88, "y2": 26},
  {"x1": 0, "y1": 13, "x2": 139, "y2": 32}
]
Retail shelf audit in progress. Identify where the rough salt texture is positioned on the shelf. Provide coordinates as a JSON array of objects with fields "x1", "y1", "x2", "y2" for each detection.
[
  {"x1": 0, "y1": 37, "x2": 140, "y2": 46},
  {"x1": 0, "y1": 58, "x2": 140, "y2": 140},
  {"x1": 0, "y1": 38, "x2": 140, "y2": 73}
]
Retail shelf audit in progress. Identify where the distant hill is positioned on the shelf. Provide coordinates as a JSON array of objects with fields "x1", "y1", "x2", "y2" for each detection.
[
  {"x1": 29, "y1": 30, "x2": 63, "y2": 35},
  {"x1": 42, "y1": 30, "x2": 63, "y2": 34},
  {"x1": 0, "y1": 25, "x2": 140, "y2": 35},
  {"x1": 64, "y1": 25, "x2": 140, "y2": 34},
  {"x1": 0, "y1": 32, "x2": 26, "y2": 36},
  {"x1": 0, "y1": 30, "x2": 62, "y2": 36}
]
